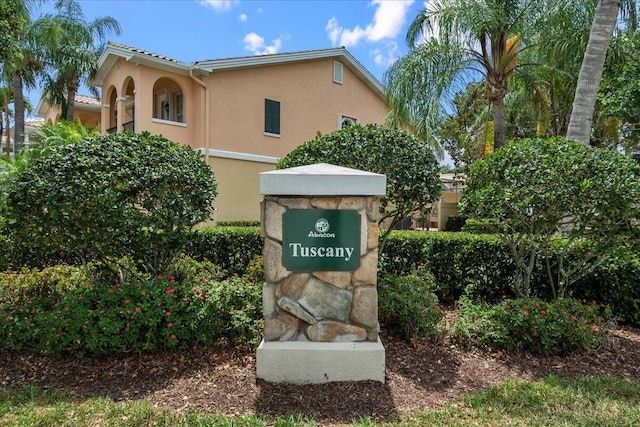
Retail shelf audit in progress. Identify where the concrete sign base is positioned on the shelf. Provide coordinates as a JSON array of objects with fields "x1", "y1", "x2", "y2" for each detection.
[{"x1": 256, "y1": 339, "x2": 385, "y2": 384}]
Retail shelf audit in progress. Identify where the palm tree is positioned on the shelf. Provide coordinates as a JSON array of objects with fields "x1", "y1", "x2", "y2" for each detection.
[
  {"x1": 41, "y1": 0, "x2": 120, "y2": 122},
  {"x1": 506, "y1": 1, "x2": 598, "y2": 139},
  {"x1": 0, "y1": 0, "x2": 29, "y2": 64},
  {"x1": 566, "y1": 0, "x2": 623, "y2": 145},
  {"x1": 0, "y1": 85, "x2": 14, "y2": 155},
  {"x1": 385, "y1": 0, "x2": 558, "y2": 152},
  {"x1": 1, "y1": 0, "x2": 43, "y2": 149}
]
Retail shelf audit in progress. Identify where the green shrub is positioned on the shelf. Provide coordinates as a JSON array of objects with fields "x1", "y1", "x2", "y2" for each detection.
[
  {"x1": 461, "y1": 218, "x2": 501, "y2": 234},
  {"x1": 0, "y1": 265, "x2": 88, "y2": 306},
  {"x1": 461, "y1": 137, "x2": 640, "y2": 298},
  {"x1": 0, "y1": 262, "x2": 262, "y2": 356},
  {"x1": 379, "y1": 231, "x2": 515, "y2": 303},
  {"x1": 186, "y1": 226, "x2": 263, "y2": 276},
  {"x1": 2, "y1": 132, "x2": 217, "y2": 275},
  {"x1": 574, "y1": 257, "x2": 640, "y2": 325},
  {"x1": 378, "y1": 267, "x2": 444, "y2": 341},
  {"x1": 445, "y1": 215, "x2": 467, "y2": 232},
  {"x1": 452, "y1": 296, "x2": 612, "y2": 355},
  {"x1": 278, "y1": 124, "x2": 442, "y2": 247}
]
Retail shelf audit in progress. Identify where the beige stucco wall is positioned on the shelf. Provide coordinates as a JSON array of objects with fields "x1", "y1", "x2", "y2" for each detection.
[
  {"x1": 206, "y1": 58, "x2": 387, "y2": 158},
  {"x1": 40, "y1": 104, "x2": 100, "y2": 129},
  {"x1": 96, "y1": 54, "x2": 387, "y2": 223},
  {"x1": 438, "y1": 202, "x2": 460, "y2": 231},
  {"x1": 100, "y1": 58, "x2": 203, "y2": 148},
  {"x1": 208, "y1": 156, "x2": 277, "y2": 222}
]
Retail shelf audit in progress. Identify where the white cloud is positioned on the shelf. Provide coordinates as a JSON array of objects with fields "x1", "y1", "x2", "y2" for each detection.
[
  {"x1": 243, "y1": 32, "x2": 282, "y2": 55},
  {"x1": 238, "y1": 13, "x2": 247, "y2": 22},
  {"x1": 198, "y1": 0, "x2": 238, "y2": 11},
  {"x1": 326, "y1": 0, "x2": 414, "y2": 47},
  {"x1": 371, "y1": 41, "x2": 401, "y2": 67}
]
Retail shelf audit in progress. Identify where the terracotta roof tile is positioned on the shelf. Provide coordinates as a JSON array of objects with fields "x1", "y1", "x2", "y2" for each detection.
[
  {"x1": 74, "y1": 94, "x2": 100, "y2": 106},
  {"x1": 108, "y1": 41, "x2": 180, "y2": 64}
]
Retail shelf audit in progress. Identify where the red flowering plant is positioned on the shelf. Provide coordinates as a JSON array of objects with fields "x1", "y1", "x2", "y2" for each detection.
[
  {"x1": 454, "y1": 296, "x2": 612, "y2": 355},
  {"x1": 0, "y1": 259, "x2": 262, "y2": 356}
]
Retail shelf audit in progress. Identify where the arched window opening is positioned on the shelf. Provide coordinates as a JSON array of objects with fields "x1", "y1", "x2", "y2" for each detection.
[
  {"x1": 152, "y1": 77, "x2": 185, "y2": 123},
  {"x1": 122, "y1": 78, "x2": 136, "y2": 132}
]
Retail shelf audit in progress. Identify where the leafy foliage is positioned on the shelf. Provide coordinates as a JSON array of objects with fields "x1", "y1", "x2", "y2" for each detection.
[
  {"x1": 39, "y1": 0, "x2": 121, "y2": 121},
  {"x1": 385, "y1": 0, "x2": 564, "y2": 151},
  {"x1": 378, "y1": 267, "x2": 443, "y2": 341},
  {"x1": 461, "y1": 137, "x2": 640, "y2": 297},
  {"x1": 597, "y1": 31, "x2": 640, "y2": 154},
  {"x1": 277, "y1": 124, "x2": 442, "y2": 248},
  {"x1": 0, "y1": 260, "x2": 262, "y2": 355},
  {"x1": 2, "y1": 131, "x2": 217, "y2": 277},
  {"x1": 452, "y1": 296, "x2": 611, "y2": 355},
  {"x1": 436, "y1": 82, "x2": 490, "y2": 171},
  {"x1": 186, "y1": 226, "x2": 263, "y2": 277},
  {"x1": 379, "y1": 231, "x2": 515, "y2": 303},
  {"x1": 0, "y1": 0, "x2": 29, "y2": 63}
]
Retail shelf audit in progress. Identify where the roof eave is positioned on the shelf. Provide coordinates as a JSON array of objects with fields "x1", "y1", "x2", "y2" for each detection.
[
  {"x1": 91, "y1": 44, "x2": 193, "y2": 86},
  {"x1": 196, "y1": 47, "x2": 385, "y2": 99}
]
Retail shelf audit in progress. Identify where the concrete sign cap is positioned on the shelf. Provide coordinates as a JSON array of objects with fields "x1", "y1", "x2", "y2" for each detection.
[{"x1": 260, "y1": 163, "x2": 386, "y2": 196}]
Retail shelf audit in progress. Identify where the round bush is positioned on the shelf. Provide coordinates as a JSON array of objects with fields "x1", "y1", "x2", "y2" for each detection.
[
  {"x1": 378, "y1": 267, "x2": 444, "y2": 340},
  {"x1": 3, "y1": 131, "x2": 217, "y2": 275}
]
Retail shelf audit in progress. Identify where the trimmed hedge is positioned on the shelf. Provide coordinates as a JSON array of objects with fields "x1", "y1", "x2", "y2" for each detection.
[
  {"x1": 379, "y1": 231, "x2": 515, "y2": 302},
  {"x1": 185, "y1": 226, "x2": 263, "y2": 277},
  {"x1": 3, "y1": 226, "x2": 639, "y2": 325}
]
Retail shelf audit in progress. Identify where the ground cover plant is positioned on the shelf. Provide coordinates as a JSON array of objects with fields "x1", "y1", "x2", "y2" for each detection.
[{"x1": 450, "y1": 296, "x2": 612, "y2": 355}]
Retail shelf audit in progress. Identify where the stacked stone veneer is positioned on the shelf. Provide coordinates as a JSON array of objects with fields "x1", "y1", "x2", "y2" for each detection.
[{"x1": 261, "y1": 195, "x2": 380, "y2": 343}]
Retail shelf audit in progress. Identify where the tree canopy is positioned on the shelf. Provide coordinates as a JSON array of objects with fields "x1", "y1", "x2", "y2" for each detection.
[
  {"x1": 277, "y1": 124, "x2": 442, "y2": 248},
  {"x1": 461, "y1": 137, "x2": 640, "y2": 298},
  {"x1": 385, "y1": 0, "x2": 560, "y2": 153}
]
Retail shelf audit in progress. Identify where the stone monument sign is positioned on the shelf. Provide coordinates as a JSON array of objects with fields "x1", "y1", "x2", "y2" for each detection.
[{"x1": 256, "y1": 163, "x2": 386, "y2": 384}]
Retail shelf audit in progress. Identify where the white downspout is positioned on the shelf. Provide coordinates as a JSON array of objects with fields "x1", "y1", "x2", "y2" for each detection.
[{"x1": 190, "y1": 69, "x2": 210, "y2": 164}]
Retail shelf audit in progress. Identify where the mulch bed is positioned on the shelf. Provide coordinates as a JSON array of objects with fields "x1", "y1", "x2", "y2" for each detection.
[{"x1": 2, "y1": 327, "x2": 640, "y2": 425}]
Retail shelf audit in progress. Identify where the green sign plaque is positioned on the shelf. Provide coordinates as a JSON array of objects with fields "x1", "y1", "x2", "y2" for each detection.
[{"x1": 282, "y1": 209, "x2": 361, "y2": 271}]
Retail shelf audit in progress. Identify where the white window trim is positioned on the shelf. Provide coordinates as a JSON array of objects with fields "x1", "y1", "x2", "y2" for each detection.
[
  {"x1": 197, "y1": 148, "x2": 279, "y2": 164},
  {"x1": 264, "y1": 132, "x2": 281, "y2": 138},
  {"x1": 333, "y1": 61, "x2": 344, "y2": 84},
  {"x1": 338, "y1": 114, "x2": 358, "y2": 129},
  {"x1": 151, "y1": 118, "x2": 187, "y2": 127}
]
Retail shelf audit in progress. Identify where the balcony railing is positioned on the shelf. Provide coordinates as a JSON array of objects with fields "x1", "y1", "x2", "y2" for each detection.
[{"x1": 106, "y1": 121, "x2": 135, "y2": 134}]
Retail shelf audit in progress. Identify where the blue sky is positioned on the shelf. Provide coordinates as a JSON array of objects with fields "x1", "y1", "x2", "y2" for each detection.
[{"x1": 27, "y1": 0, "x2": 423, "y2": 114}]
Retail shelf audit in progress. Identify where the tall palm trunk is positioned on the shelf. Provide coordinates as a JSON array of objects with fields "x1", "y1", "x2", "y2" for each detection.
[
  {"x1": 492, "y1": 97, "x2": 506, "y2": 151},
  {"x1": 566, "y1": 0, "x2": 620, "y2": 145},
  {"x1": 66, "y1": 83, "x2": 78, "y2": 122},
  {"x1": 3, "y1": 113, "x2": 9, "y2": 154},
  {"x1": 10, "y1": 73, "x2": 25, "y2": 155}
]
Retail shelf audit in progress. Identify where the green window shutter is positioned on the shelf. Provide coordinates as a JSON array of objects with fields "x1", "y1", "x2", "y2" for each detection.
[{"x1": 265, "y1": 99, "x2": 280, "y2": 134}]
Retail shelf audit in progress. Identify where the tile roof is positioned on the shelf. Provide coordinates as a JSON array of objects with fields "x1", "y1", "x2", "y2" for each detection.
[
  {"x1": 107, "y1": 41, "x2": 180, "y2": 64},
  {"x1": 94, "y1": 42, "x2": 383, "y2": 97},
  {"x1": 74, "y1": 94, "x2": 101, "y2": 106}
]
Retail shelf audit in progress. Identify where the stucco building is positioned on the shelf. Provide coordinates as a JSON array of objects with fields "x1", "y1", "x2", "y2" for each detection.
[{"x1": 63, "y1": 42, "x2": 389, "y2": 223}]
